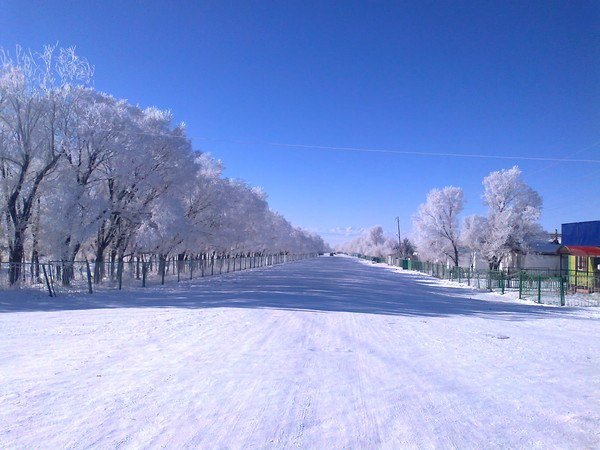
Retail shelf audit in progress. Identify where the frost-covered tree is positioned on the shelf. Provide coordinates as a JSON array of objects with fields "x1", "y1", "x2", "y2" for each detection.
[
  {"x1": 0, "y1": 45, "x2": 327, "y2": 285},
  {"x1": 337, "y1": 225, "x2": 395, "y2": 258},
  {"x1": 412, "y1": 186, "x2": 464, "y2": 266},
  {"x1": 0, "y1": 45, "x2": 93, "y2": 283},
  {"x1": 40, "y1": 91, "x2": 125, "y2": 281},
  {"x1": 91, "y1": 106, "x2": 194, "y2": 280},
  {"x1": 289, "y1": 228, "x2": 327, "y2": 254},
  {"x1": 462, "y1": 166, "x2": 544, "y2": 270},
  {"x1": 459, "y1": 214, "x2": 487, "y2": 269}
]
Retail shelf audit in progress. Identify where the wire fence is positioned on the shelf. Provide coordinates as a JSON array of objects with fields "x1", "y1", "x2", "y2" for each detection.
[
  {"x1": 0, "y1": 253, "x2": 317, "y2": 297},
  {"x1": 362, "y1": 256, "x2": 599, "y2": 307}
]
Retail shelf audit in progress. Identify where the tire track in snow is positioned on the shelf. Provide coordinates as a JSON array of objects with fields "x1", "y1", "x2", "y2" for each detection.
[
  {"x1": 1, "y1": 256, "x2": 598, "y2": 448},
  {"x1": 347, "y1": 314, "x2": 383, "y2": 446}
]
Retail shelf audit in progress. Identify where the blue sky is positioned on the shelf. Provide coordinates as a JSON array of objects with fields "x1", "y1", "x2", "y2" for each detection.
[{"x1": 1, "y1": 1, "x2": 598, "y2": 245}]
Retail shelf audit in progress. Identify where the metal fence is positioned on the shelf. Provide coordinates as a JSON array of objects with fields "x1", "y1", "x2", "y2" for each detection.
[
  {"x1": 0, "y1": 253, "x2": 317, "y2": 296},
  {"x1": 363, "y1": 256, "x2": 599, "y2": 307}
]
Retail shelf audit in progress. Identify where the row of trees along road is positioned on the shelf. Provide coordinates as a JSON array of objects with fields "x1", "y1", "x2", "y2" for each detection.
[
  {"x1": 335, "y1": 226, "x2": 415, "y2": 259},
  {"x1": 412, "y1": 166, "x2": 545, "y2": 270},
  {"x1": 0, "y1": 45, "x2": 327, "y2": 285}
]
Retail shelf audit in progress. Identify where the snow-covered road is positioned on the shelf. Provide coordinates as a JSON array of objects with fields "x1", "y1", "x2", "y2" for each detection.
[{"x1": 1, "y1": 255, "x2": 598, "y2": 448}]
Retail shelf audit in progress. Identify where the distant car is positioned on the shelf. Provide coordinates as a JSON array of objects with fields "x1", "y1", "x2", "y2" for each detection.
[{"x1": 329, "y1": 252, "x2": 335, "y2": 256}]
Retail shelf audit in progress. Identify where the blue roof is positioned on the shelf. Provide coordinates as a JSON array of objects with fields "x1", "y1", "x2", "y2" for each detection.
[{"x1": 529, "y1": 242, "x2": 564, "y2": 255}]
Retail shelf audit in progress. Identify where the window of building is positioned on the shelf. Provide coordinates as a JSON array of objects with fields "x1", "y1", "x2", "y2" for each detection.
[{"x1": 576, "y1": 256, "x2": 588, "y2": 271}]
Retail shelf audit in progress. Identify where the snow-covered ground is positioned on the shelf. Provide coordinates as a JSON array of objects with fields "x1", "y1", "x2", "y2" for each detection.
[{"x1": 1, "y1": 255, "x2": 598, "y2": 448}]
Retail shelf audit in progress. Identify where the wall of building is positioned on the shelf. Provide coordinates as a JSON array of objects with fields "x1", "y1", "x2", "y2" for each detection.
[
  {"x1": 562, "y1": 221, "x2": 600, "y2": 246},
  {"x1": 522, "y1": 254, "x2": 562, "y2": 271}
]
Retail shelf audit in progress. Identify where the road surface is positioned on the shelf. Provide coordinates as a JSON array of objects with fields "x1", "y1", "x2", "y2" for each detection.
[{"x1": 1, "y1": 255, "x2": 598, "y2": 448}]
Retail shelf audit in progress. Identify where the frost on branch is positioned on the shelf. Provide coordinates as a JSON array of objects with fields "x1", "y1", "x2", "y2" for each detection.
[
  {"x1": 336, "y1": 226, "x2": 396, "y2": 258},
  {"x1": 461, "y1": 166, "x2": 545, "y2": 270},
  {"x1": 412, "y1": 186, "x2": 464, "y2": 267},
  {"x1": 0, "y1": 45, "x2": 327, "y2": 285}
]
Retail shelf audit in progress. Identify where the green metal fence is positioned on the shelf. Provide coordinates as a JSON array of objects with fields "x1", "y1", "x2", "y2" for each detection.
[{"x1": 368, "y1": 256, "x2": 599, "y2": 307}]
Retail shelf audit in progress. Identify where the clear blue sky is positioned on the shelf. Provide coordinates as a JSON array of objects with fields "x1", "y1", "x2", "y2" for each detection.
[{"x1": 1, "y1": 1, "x2": 598, "y2": 245}]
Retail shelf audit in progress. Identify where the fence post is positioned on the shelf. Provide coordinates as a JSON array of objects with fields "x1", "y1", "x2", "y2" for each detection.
[
  {"x1": 117, "y1": 257, "x2": 123, "y2": 290},
  {"x1": 49, "y1": 264, "x2": 57, "y2": 297},
  {"x1": 560, "y1": 276, "x2": 565, "y2": 306},
  {"x1": 142, "y1": 260, "x2": 147, "y2": 287},
  {"x1": 500, "y1": 271, "x2": 505, "y2": 294},
  {"x1": 518, "y1": 271, "x2": 523, "y2": 299},
  {"x1": 42, "y1": 264, "x2": 53, "y2": 297},
  {"x1": 85, "y1": 259, "x2": 93, "y2": 294},
  {"x1": 537, "y1": 274, "x2": 542, "y2": 304}
]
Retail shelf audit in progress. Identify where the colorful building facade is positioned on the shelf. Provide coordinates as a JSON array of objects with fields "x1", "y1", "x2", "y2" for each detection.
[{"x1": 561, "y1": 221, "x2": 600, "y2": 293}]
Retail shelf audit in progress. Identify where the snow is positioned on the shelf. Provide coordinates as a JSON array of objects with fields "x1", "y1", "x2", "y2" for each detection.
[{"x1": 1, "y1": 255, "x2": 599, "y2": 448}]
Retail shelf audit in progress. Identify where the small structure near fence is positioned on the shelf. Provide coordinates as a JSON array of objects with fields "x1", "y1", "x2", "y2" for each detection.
[
  {"x1": 561, "y1": 220, "x2": 600, "y2": 296},
  {"x1": 0, "y1": 253, "x2": 317, "y2": 297}
]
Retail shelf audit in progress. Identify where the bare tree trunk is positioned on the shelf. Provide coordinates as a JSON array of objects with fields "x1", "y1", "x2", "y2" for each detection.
[
  {"x1": 8, "y1": 232, "x2": 24, "y2": 285},
  {"x1": 94, "y1": 243, "x2": 108, "y2": 284},
  {"x1": 61, "y1": 242, "x2": 82, "y2": 286},
  {"x1": 32, "y1": 247, "x2": 40, "y2": 282},
  {"x1": 159, "y1": 254, "x2": 167, "y2": 285}
]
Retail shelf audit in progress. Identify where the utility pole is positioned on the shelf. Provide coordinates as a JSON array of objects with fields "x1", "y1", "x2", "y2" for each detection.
[{"x1": 395, "y1": 216, "x2": 402, "y2": 261}]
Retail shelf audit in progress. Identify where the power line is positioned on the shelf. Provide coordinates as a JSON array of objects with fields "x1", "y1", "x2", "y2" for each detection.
[
  {"x1": 191, "y1": 137, "x2": 600, "y2": 164},
  {"x1": 76, "y1": 127, "x2": 600, "y2": 164},
  {"x1": 530, "y1": 140, "x2": 600, "y2": 174}
]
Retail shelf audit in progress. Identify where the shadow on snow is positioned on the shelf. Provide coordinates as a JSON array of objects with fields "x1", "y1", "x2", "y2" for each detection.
[{"x1": 0, "y1": 257, "x2": 583, "y2": 320}]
